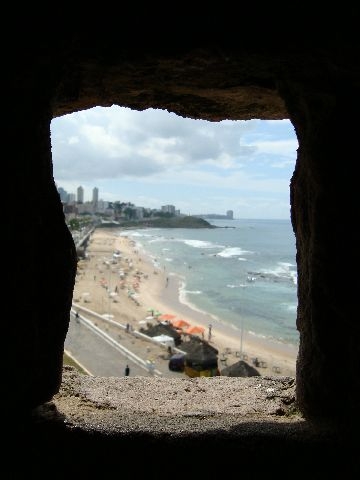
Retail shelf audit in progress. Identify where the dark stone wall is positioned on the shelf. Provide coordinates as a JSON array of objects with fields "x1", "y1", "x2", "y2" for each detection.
[{"x1": 6, "y1": 9, "x2": 359, "y2": 428}]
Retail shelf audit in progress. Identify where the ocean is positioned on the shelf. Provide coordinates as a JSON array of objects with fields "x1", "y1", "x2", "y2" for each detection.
[{"x1": 118, "y1": 218, "x2": 299, "y2": 348}]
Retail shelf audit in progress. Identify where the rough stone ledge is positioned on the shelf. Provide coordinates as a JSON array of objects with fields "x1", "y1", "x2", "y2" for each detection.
[
  {"x1": 50, "y1": 366, "x2": 301, "y2": 434},
  {"x1": 13, "y1": 367, "x2": 357, "y2": 475}
]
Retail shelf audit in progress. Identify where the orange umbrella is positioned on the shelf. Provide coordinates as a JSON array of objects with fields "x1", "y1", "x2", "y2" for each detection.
[
  {"x1": 185, "y1": 325, "x2": 205, "y2": 335},
  {"x1": 158, "y1": 313, "x2": 177, "y2": 321},
  {"x1": 171, "y1": 319, "x2": 191, "y2": 329}
]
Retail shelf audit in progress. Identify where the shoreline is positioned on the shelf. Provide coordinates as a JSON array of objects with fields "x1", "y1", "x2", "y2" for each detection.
[
  {"x1": 155, "y1": 271, "x2": 297, "y2": 375},
  {"x1": 73, "y1": 228, "x2": 297, "y2": 377}
]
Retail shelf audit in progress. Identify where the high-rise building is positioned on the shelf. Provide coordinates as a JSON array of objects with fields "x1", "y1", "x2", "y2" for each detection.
[
  {"x1": 57, "y1": 186, "x2": 68, "y2": 203},
  {"x1": 92, "y1": 187, "x2": 99, "y2": 206},
  {"x1": 161, "y1": 205, "x2": 176, "y2": 214},
  {"x1": 68, "y1": 193, "x2": 76, "y2": 204},
  {"x1": 226, "y1": 210, "x2": 234, "y2": 219},
  {"x1": 77, "y1": 185, "x2": 84, "y2": 204}
]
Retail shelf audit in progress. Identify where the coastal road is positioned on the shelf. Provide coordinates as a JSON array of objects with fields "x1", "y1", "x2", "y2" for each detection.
[{"x1": 64, "y1": 311, "x2": 185, "y2": 378}]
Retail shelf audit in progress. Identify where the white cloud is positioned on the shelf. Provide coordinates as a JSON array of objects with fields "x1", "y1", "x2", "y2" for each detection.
[{"x1": 51, "y1": 106, "x2": 298, "y2": 219}]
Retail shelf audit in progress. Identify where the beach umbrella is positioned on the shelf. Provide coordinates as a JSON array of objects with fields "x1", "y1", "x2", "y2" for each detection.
[
  {"x1": 170, "y1": 319, "x2": 190, "y2": 329},
  {"x1": 185, "y1": 325, "x2": 205, "y2": 335},
  {"x1": 158, "y1": 313, "x2": 176, "y2": 321}
]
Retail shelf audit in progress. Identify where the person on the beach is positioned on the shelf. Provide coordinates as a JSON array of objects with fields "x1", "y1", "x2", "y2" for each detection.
[
  {"x1": 75, "y1": 311, "x2": 80, "y2": 323},
  {"x1": 124, "y1": 365, "x2": 130, "y2": 376},
  {"x1": 208, "y1": 324, "x2": 212, "y2": 341},
  {"x1": 148, "y1": 361, "x2": 155, "y2": 375}
]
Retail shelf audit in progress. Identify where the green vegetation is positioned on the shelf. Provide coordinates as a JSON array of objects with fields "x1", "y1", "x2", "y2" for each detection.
[
  {"x1": 68, "y1": 216, "x2": 93, "y2": 232},
  {"x1": 117, "y1": 215, "x2": 216, "y2": 229}
]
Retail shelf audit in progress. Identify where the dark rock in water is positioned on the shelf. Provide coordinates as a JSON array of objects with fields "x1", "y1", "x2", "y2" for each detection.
[{"x1": 221, "y1": 360, "x2": 261, "y2": 377}]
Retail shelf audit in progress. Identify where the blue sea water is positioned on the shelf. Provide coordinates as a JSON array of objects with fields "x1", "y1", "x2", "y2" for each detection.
[{"x1": 118, "y1": 218, "x2": 299, "y2": 348}]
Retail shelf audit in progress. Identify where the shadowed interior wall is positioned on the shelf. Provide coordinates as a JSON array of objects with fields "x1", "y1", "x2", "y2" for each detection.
[{"x1": 6, "y1": 10, "x2": 359, "y2": 431}]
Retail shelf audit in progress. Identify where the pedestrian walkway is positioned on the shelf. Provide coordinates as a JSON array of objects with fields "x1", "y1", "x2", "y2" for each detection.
[{"x1": 68, "y1": 305, "x2": 186, "y2": 378}]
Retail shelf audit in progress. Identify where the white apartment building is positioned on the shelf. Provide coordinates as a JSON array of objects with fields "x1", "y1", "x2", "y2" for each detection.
[{"x1": 161, "y1": 204, "x2": 176, "y2": 214}]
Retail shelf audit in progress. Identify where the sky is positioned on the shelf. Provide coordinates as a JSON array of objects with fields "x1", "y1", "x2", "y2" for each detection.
[{"x1": 51, "y1": 105, "x2": 298, "y2": 220}]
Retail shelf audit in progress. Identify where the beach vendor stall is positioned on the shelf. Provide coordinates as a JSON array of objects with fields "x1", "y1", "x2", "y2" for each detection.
[{"x1": 180, "y1": 337, "x2": 220, "y2": 377}]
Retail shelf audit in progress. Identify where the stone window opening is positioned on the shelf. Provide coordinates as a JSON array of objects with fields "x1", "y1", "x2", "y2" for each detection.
[
  {"x1": 52, "y1": 106, "x2": 299, "y2": 383},
  {"x1": 9, "y1": 29, "x2": 358, "y2": 474}
]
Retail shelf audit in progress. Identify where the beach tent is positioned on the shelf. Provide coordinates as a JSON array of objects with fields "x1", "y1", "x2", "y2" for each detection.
[
  {"x1": 221, "y1": 360, "x2": 261, "y2": 377},
  {"x1": 142, "y1": 322, "x2": 182, "y2": 346},
  {"x1": 180, "y1": 337, "x2": 220, "y2": 377},
  {"x1": 180, "y1": 336, "x2": 218, "y2": 357},
  {"x1": 152, "y1": 334, "x2": 175, "y2": 349}
]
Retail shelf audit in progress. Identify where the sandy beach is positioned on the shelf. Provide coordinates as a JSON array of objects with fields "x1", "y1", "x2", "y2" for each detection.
[{"x1": 72, "y1": 228, "x2": 297, "y2": 377}]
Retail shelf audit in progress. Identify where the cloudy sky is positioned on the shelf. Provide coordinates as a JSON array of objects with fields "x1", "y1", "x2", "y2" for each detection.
[{"x1": 51, "y1": 105, "x2": 298, "y2": 219}]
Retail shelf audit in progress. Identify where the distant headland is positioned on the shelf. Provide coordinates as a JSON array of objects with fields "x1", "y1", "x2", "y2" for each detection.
[
  {"x1": 193, "y1": 210, "x2": 234, "y2": 220},
  {"x1": 98, "y1": 216, "x2": 217, "y2": 229}
]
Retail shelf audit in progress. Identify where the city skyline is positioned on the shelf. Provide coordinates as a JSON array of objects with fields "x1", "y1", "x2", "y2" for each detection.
[
  {"x1": 58, "y1": 183, "x2": 234, "y2": 219},
  {"x1": 51, "y1": 105, "x2": 298, "y2": 219}
]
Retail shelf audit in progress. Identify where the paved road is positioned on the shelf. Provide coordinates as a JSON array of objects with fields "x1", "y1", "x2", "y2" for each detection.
[{"x1": 64, "y1": 310, "x2": 185, "y2": 378}]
